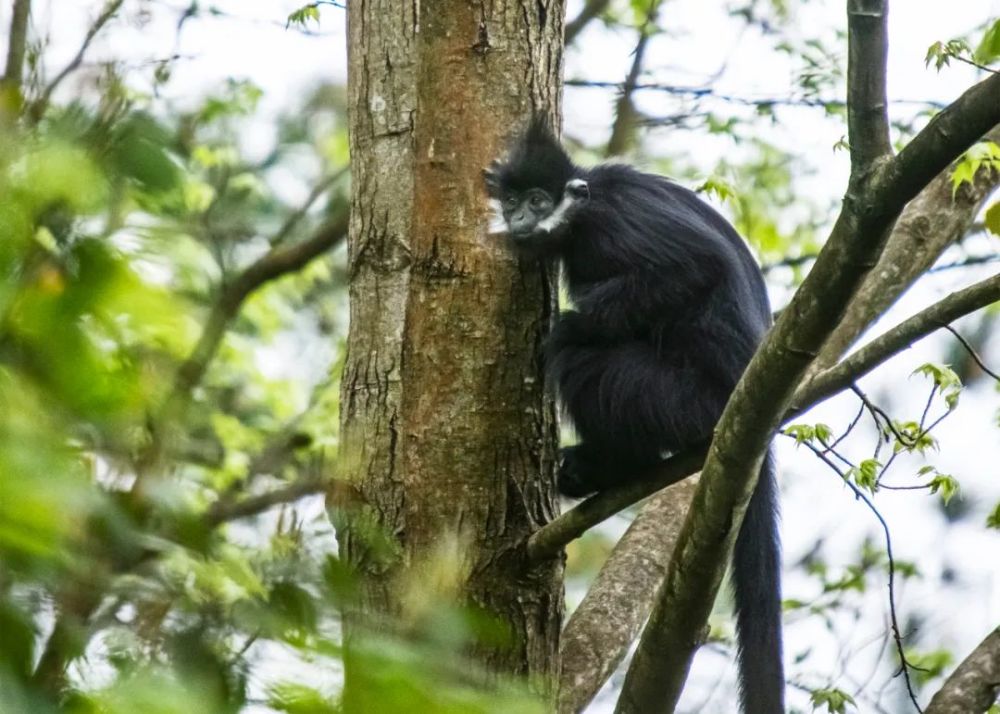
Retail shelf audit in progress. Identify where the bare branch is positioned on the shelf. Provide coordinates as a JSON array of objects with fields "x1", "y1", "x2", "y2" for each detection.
[
  {"x1": 885, "y1": 72, "x2": 1000, "y2": 214},
  {"x1": 941, "y1": 324, "x2": 1000, "y2": 383},
  {"x1": 605, "y1": 0, "x2": 662, "y2": 157},
  {"x1": 526, "y1": 449, "x2": 703, "y2": 563},
  {"x1": 798, "y1": 434, "x2": 924, "y2": 711},
  {"x1": 270, "y1": 168, "x2": 348, "y2": 246},
  {"x1": 558, "y1": 477, "x2": 699, "y2": 714},
  {"x1": 925, "y1": 626, "x2": 1000, "y2": 714},
  {"x1": 811, "y1": 124, "x2": 1000, "y2": 371},
  {"x1": 793, "y1": 272, "x2": 1000, "y2": 412},
  {"x1": 530, "y1": 272, "x2": 1000, "y2": 562},
  {"x1": 132, "y1": 209, "x2": 348, "y2": 490},
  {"x1": 846, "y1": 0, "x2": 891, "y2": 167},
  {"x1": 206, "y1": 475, "x2": 330, "y2": 526},
  {"x1": 566, "y1": 79, "x2": 946, "y2": 111},
  {"x1": 29, "y1": 0, "x2": 125, "y2": 121},
  {"x1": 173, "y1": 210, "x2": 349, "y2": 399},
  {"x1": 564, "y1": 0, "x2": 611, "y2": 44},
  {"x1": 2, "y1": 0, "x2": 31, "y2": 91}
]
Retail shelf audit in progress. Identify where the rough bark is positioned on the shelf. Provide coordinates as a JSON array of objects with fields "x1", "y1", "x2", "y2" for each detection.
[
  {"x1": 558, "y1": 477, "x2": 699, "y2": 714},
  {"x1": 2, "y1": 0, "x2": 30, "y2": 91},
  {"x1": 925, "y1": 626, "x2": 1000, "y2": 714},
  {"x1": 811, "y1": 124, "x2": 1000, "y2": 371},
  {"x1": 336, "y1": 0, "x2": 566, "y2": 702},
  {"x1": 616, "y1": 4, "x2": 1000, "y2": 709}
]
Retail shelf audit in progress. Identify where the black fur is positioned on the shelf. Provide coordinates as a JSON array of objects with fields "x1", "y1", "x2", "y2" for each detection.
[{"x1": 486, "y1": 122, "x2": 784, "y2": 713}]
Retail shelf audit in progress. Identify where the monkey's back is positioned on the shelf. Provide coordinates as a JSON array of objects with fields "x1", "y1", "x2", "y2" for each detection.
[{"x1": 562, "y1": 163, "x2": 771, "y2": 371}]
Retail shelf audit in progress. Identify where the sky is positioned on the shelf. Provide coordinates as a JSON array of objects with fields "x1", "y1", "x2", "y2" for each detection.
[{"x1": 16, "y1": 1, "x2": 1000, "y2": 712}]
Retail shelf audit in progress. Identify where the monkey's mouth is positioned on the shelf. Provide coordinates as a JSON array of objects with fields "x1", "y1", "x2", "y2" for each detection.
[{"x1": 509, "y1": 230, "x2": 545, "y2": 249}]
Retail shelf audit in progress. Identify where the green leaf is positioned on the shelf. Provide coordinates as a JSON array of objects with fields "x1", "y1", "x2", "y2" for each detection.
[
  {"x1": 810, "y1": 687, "x2": 856, "y2": 713},
  {"x1": 973, "y1": 19, "x2": 1000, "y2": 64},
  {"x1": 986, "y1": 502, "x2": 1000, "y2": 530},
  {"x1": 912, "y1": 363, "x2": 963, "y2": 412},
  {"x1": 904, "y1": 648, "x2": 954, "y2": 685},
  {"x1": 287, "y1": 5, "x2": 321, "y2": 28},
  {"x1": 925, "y1": 41, "x2": 949, "y2": 70},
  {"x1": 696, "y1": 176, "x2": 736, "y2": 204},
  {"x1": 928, "y1": 474, "x2": 959, "y2": 505},
  {"x1": 984, "y1": 202, "x2": 1000, "y2": 237},
  {"x1": 268, "y1": 683, "x2": 338, "y2": 714},
  {"x1": 951, "y1": 142, "x2": 1000, "y2": 195},
  {"x1": 852, "y1": 459, "x2": 880, "y2": 493},
  {"x1": 784, "y1": 424, "x2": 815, "y2": 444}
]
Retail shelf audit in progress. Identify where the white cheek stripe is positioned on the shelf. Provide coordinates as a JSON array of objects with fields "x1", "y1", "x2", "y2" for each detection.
[
  {"x1": 537, "y1": 194, "x2": 576, "y2": 233},
  {"x1": 487, "y1": 198, "x2": 508, "y2": 235}
]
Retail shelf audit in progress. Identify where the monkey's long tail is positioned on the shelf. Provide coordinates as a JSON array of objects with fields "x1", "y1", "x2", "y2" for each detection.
[{"x1": 732, "y1": 449, "x2": 784, "y2": 714}]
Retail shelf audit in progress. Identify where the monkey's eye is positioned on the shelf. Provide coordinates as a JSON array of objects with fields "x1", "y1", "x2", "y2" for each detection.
[
  {"x1": 504, "y1": 197, "x2": 519, "y2": 210},
  {"x1": 531, "y1": 195, "x2": 546, "y2": 207}
]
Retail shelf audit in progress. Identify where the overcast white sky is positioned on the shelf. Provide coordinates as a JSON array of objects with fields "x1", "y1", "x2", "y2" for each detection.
[{"x1": 14, "y1": 1, "x2": 1000, "y2": 712}]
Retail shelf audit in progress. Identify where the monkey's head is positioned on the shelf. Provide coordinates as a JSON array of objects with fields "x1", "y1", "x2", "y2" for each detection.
[{"x1": 484, "y1": 119, "x2": 586, "y2": 250}]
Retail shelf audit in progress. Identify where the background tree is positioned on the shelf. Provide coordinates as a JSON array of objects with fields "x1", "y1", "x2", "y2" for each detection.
[{"x1": 335, "y1": 0, "x2": 563, "y2": 706}]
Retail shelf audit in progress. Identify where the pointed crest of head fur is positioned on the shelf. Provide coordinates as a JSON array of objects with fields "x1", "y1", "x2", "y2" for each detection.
[{"x1": 491, "y1": 117, "x2": 575, "y2": 199}]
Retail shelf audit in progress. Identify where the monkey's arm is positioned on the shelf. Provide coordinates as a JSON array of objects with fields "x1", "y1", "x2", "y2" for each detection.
[{"x1": 573, "y1": 272, "x2": 712, "y2": 337}]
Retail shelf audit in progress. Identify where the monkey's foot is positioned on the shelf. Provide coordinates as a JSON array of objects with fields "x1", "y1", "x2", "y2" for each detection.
[{"x1": 557, "y1": 445, "x2": 598, "y2": 498}]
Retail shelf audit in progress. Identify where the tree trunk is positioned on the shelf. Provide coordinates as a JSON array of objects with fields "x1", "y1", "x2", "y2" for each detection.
[{"x1": 335, "y1": 0, "x2": 567, "y2": 700}]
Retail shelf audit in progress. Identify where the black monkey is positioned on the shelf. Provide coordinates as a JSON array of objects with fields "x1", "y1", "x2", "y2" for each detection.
[{"x1": 485, "y1": 120, "x2": 784, "y2": 714}]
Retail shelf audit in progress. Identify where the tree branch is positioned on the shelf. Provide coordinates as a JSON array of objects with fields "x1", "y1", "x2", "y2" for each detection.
[
  {"x1": 811, "y1": 124, "x2": 1000, "y2": 371},
  {"x1": 530, "y1": 271, "x2": 1000, "y2": 562},
  {"x1": 558, "y1": 477, "x2": 699, "y2": 714},
  {"x1": 792, "y1": 271, "x2": 1000, "y2": 412},
  {"x1": 173, "y1": 210, "x2": 349, "y2": 401},
  {"x1": 28, "y1": 0, "x2": 125, "y2": 121},
  {"x1": 2, "y1": 0, "x2": 31, "y2": 92},
  {"x1": 883, "y1": 71, "x2": 1000, "y2": 214},
  {"x1": 924, "y1": 626, "x2": 1000, "y2": 714},
  {"x1": 526, "y1": 449, "x2": 704, "y2": 562},
  {"x1": 846, "y1": 0, "x2": 891, "y2": 167},
  {"x1": 564, "y1": 0, "x2": 611, "y2": 44},
  {"x1": 605, "y1": 0, "x2": 661, "y2": 157},
  {"x1": 565, "y1": 79, "x2": 946, "y2": 111},
  {"x1": 205, "y1": 475, "x2": 330, "y2": 526},
  {"x1": 133, "y1": 208, "x2": 348, "y2": 492},
  {"x1": 615, "y1": 36, "x2": 1000, "y2": 708}
]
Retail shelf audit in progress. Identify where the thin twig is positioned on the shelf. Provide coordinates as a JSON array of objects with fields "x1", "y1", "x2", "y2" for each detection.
[
  {"x1": 822, "y1": 400, "x2": 866, "y2": 455},
  {"x1": 565, "y1": 79, "x2": 946, "y2": 111},
  {"x1": 206, "y1": 476, "x2": 330, "y2": 526},
  {"x1": 29, "y1": 0, "x2": 126, "y2": 121},
  {"x1": 941, "y1": 324, "x2": 1000, "y2": 382},
  {"x1": 564, "y1": 0, "x2": 611, "y2": 44},
  {"x1": 797, "y1": 438, "x2": 923, "y2": 713},
  {"x1": 271, "y1": 168, "x2": 348, "y2": 246},
  {"x1": 529, "y1": 274, "x2": 1000, "y2": 562}
]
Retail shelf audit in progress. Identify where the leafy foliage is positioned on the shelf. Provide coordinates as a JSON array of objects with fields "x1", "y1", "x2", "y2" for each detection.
[{"x1": 809, "y1": 687, "x2": 856, "y2": 713}]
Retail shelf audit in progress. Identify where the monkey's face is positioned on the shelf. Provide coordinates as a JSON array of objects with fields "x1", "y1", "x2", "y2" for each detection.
[{"x1": 500, "y1": 188, "x2": 556, "y2": 239}]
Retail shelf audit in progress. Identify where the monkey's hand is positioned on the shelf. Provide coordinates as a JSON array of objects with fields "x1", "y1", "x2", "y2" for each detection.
[
  {"x1": 564, "y1": 178, "x2": 589, "y2": 201},
  {"x1": 558, "y1": 445, "x2": 599, "y2": 498},
  {"x1": 533, "y1": 178, "x2": 590, "y2": 239}
]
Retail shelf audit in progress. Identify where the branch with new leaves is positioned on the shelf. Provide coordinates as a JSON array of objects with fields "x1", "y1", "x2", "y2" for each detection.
[{"x1": 533, "y1": 3, "x2": 1000, "y2": 711}]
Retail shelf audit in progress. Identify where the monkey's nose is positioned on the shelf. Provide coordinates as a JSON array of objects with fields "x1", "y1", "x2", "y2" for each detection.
[{"x1": 509, "y1": 213, "x2": 532, "y2": 235}]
